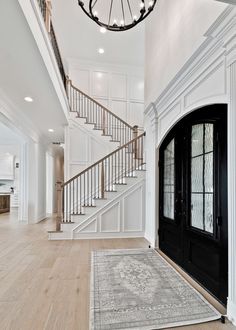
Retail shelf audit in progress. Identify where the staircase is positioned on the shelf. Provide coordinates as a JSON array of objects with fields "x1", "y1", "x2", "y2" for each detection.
[{"x1": 48, "y1": 78, "x2": 146, "y2": 240}]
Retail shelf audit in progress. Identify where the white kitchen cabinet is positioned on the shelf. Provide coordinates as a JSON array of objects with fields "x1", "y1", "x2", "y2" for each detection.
[{"x1": 0, "y1": 155, "x2": 14, "y2": 180}]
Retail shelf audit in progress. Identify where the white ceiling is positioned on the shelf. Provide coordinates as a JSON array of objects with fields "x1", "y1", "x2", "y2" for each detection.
[
  {"x1": 51, "y1": 0, "x2": 145, "y2": 67},
  {"x1": 0, "y1": 0, "x2": 67, "y2": 143}
]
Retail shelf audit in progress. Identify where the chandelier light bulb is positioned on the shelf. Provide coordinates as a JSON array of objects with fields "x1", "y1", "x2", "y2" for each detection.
[
  {"x1": 120, "y1": 20, "x2": 124, "y2": 26},
  {"x1": 149, "y1": 0, "x2": 154, "y2": 7},
  {"x1": 98, "y1": 48, "x2": 104, "y2": 54},
  {"x1": 133, "y1": 15, "x2": 137, "y2": 21},
  {"x1": 140, "y1": 2, "x2": 145, "y2": 9},
  {"x1": 93, "y1": 11, "x2": 98, "y2": 17},
  {"x1": 100, "y1": 27, "x2": 107, "y2": 33}
]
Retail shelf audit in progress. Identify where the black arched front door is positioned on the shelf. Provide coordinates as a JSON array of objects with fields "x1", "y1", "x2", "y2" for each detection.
[{"x1": 159, "y1": 105, "x2": 228, "y2": 304}]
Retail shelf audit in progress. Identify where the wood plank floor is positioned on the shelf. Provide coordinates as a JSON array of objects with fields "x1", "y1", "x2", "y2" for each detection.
[{"x1": 0, "y1": 210, "x2": 234, "y2": 330}]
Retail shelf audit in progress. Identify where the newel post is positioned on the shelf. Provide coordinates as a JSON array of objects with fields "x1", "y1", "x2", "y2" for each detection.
[
  {"x1": 56, "y1": 181, "x2": 63, "y2": 231},
  {"x1": 133, "y1": 125, "x2": 138, "y2": 159}
]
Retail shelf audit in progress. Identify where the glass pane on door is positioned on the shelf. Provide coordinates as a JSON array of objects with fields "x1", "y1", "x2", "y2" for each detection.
[
  {"x1": 191, "y1": 123, "x2": 214, "y2": 233},
  {"x1": 163, "y1": 139, "x2": 175, "y2": 219}
]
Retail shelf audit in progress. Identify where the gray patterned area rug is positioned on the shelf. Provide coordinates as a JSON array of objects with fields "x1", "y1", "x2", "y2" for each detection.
[{"x1": 90, "y1": 248, "x2": 221, "y2": 330}]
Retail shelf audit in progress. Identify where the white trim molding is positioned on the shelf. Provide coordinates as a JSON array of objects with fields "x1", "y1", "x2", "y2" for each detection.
[{"x1": 144, "y1": 5, "x2": 236, "y2": 323}]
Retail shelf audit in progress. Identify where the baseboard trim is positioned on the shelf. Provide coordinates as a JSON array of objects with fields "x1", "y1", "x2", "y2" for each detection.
[
  {"x1": 227, "y1": 299, "x2": 236, "y2": 326},
  {"x1": 144, "y1": 232, "x2": 155, "y2": 247}
]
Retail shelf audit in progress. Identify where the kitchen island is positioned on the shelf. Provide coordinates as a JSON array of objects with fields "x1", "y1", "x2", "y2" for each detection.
[{"x1": 0, "y1": 194, "x2": 10, "y2": 214}]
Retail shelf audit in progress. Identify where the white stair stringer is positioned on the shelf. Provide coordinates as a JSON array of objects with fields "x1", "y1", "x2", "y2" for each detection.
[{"x1": 48, "y1": 170, "x2": 145, "y2": 240}]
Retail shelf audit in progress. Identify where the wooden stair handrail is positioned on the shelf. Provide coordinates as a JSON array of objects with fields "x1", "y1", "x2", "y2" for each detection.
[
  {"x1": 67, "y1": 78, "x2": 133, "y2": 130},
  {"x1": 63, "y1": 132, "x2": 145, "y2": 187}
]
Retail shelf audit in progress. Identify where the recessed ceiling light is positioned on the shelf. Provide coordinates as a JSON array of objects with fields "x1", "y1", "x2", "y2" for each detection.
[
  {"x1": 48, "y1": 129, "x2": 54, "y2": 133},
  {"x1": 98, "y1": 48, "x2": 105, "y2": 54},
  {"x1": 100, "y1": 27, "x2": 106, "y2": 33},
  {"x1": 24, "y1": 96, "x2": 33, "y2": 102}
]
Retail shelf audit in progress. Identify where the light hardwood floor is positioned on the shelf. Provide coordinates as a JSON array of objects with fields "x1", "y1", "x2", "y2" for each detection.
[{"x1": 0, "y1": 211, "x2": 234, "y2": 330}]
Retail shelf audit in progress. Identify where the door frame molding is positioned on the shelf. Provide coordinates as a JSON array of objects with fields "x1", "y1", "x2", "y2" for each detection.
[
  {"x1": 144, "y1": 6, "x2": 236, "y2": 324},
  {"x1": 158, "y1": 106, "x2": 228, "y2": 304}
]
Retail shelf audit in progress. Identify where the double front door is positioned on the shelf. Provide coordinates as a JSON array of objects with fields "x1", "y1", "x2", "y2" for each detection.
[{"x1": 159, "y1": 105, "x2": 228, "y2": 304}]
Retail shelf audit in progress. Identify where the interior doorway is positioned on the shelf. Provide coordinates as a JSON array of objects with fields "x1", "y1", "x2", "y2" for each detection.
[
  {"x1": 158, "y1": 104, "x2": 228, "y2": 304},
  {"x1": 0, "y1": 116, "x2": 28, "y2": 223}
]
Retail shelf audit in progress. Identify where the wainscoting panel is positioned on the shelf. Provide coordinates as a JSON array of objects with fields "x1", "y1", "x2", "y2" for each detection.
[
  {"x1": 71, "y1": 174, "x2": 146, "y2": 239},
  {"x1": 92, "y1": 71, "x2": 109, "y2": 98},
  {"x1": 66, "y1": 117, "x2": 117, "y2": 180},
  {"x1": 72, "y1": 69, "x2": 90, "y2": 94},
  {"x1": 123, "y1": 186, "x2": 143, "y2": 232},
  {"x1": 68, "y1": 60, "x2": 144, "y2": 128},
  {"x1": 79, "y1": 218, "x2": 97, "y2": 233},
  {"x1": 129, "y1": 102, "x2": 145, "y2": 127},
  {"x1": 129, "y1": 76, "x2": 144, "y2": 101},
  {"x1": 94, "y1": 98, "x2": 109, "y2": 108},
  {"x1": 111, "y1": 73, "x2": 127, "y2": 99},
  {"x1": 111, "y1": 100, "x2": 127, "y2": 122},
  {"x1": 100, "y1": 202, "x2": 120, "y2": 233}
]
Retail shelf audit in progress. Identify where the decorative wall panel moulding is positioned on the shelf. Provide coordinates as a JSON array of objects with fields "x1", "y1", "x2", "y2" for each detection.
[
  {"x1": 123, "y1": 186, "x2": 143, "y2": 232},
  {"x1": 183, "y1": 60, "x2": 226, "y2": 108},
  {"x1": 100, "y1": 202, "x2": 120, "y2": 233},
  {"x1": 78, "y1": 218, "x2": 97, "y2": 233},
  {"x1": 159, "y1": 102, "x2": 181, "y2": 141}
]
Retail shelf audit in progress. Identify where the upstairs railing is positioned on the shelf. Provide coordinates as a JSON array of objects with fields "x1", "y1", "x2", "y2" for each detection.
[
  {"x1": 66, "y1": 78, "x2": 140, "y2": 145},
  {"x1": 56, "y1": 133, "x2": 145, "y2": 229},
  {"x1": 37, "y1": 0, "x2": 66, "y2": 88},
  {"x1": 49, "y1": 23, "x2": 67, "y2": 87},
  {"x1": 37, "y1": 0, "x2": 47, "y2": 23}
]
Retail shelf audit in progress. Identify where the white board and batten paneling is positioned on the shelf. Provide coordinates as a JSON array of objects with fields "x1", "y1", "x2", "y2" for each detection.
[
  {"x1": 67, "y1": 60, "x2": 144, "y2": 128},
  {"x1": 64, "y1": 115, "x2": 118, "y2": 181},
  {"x1": 73, "y1": 176, "x2": 145, "y2": 239}
]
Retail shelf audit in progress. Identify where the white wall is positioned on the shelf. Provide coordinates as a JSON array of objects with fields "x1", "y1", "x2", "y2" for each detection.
[
  {"x1": 27, "y1": 140, "x2": 47, "y2": 223},
  {"x1": 68, "y1": 59, "x2": 144, "y2": 128},
  {"x1": 46, "y1": 152, "x2": 54, "y2": 214},
  {"x1": 145, "y1": 0, "x2": 227, "y2": 106}
]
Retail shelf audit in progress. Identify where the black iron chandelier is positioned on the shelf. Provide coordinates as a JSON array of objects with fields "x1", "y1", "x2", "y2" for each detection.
[{"x1": 78, "y1": 0, "x2": 157, "y2": 32}]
